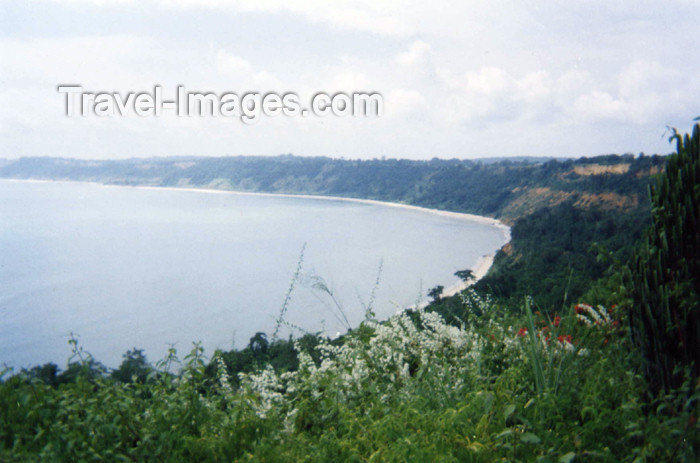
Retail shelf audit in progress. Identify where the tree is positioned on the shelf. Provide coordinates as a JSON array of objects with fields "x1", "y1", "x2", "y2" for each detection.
[
  {"x1": 111, "y1": 348, "x2": 151, "y2": 384},
  {"x1": 248, "y1": 332, "x2": 269, "y2": 355},
  {"x1": 428, "y1": 285, "x2": 444, "y2": 303},
  {"x1": 57, "y1": 358, "x2": 107, "y2": 384},
  {"x1": 25, "y1": 363, "x2": 59, "y2": 387},
  {"x1": 454, "y1": 269, "x2": 475, "y2": 283}
]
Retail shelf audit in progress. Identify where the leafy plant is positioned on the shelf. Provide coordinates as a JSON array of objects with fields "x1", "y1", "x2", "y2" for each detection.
[{"x1": 628, "y1": 123, "x2": 700, "y2": 395}]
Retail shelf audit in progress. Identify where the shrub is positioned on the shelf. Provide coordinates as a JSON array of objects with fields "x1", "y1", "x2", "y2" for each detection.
[{"x1": 627, "y1": 123, "x2": 700, "y2": 395}]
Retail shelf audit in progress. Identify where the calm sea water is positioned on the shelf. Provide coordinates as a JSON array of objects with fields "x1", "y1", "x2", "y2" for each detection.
[{"x1": 0, "y1": 180, "x2": 509, "y2": 369}]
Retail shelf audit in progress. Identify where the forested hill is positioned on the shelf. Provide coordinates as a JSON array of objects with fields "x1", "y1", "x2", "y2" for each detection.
[
  {"x1": 0, "y1": 153, "x2": 666, "y2": 310},
  {"x1": 0, "y1": 153, "x2": 665, "y2": 224}
]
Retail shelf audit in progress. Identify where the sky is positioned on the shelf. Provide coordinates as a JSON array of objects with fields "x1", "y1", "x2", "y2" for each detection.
[{"x1": 0, "y1": 0, "x2": 698, "y2": 161}]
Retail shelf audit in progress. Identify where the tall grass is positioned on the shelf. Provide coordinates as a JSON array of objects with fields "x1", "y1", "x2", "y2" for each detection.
[{"x1": 272, "y1": 243, "x2": 306, "y2": 341}]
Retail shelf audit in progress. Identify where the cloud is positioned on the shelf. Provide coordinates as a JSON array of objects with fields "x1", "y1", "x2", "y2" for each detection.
[
  {"x1": 156, "y1": 0, "x2": 417, "y2": 36},
  {"x1": 565, "y1": 61, "x2": 700, "y2": 125},
  {"x1": 432, "y1": 67, "x2": 555, "y2": 124},
  {"x1": 514, "y1": 71, "x2": 551, "y2": 104},
  {"x1": 572, "y1": 90, "x2": 626, "y2": 121},
  {"x1": 385, "y1": 89, "x2": 427, "y2": 119},
  {"x1": 214, "y1": 50, "x2": 282, "y2": 88},
  {"x1": 46, "y1": 0, "x2": 135, "y2": 4},
  {"x1": 5, "y1": 1, "x2": 700, "y2": 159},
  {"x1": 395, "y1": 41, "x2": 432, "y2": 67}
]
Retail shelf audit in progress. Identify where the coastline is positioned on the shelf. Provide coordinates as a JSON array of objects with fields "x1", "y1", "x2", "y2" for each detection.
[
  {"x1": 1, "y1": 178, "x2": 509, "y2": 231},
  {"x1": 1, "y1": 177, "x2": 510, "y2": 306},
  {"x1": 132, "y1": 185, "x2": 509, "y2": 231},
  {"x1": 411, "y1": 254, "x2": 494, "y2": 310},
  {"x1": 441, "y1": 254, "x2": 494, "y2": 298}
]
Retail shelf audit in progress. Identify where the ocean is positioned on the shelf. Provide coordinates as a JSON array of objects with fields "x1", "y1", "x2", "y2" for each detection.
[{"x1": 0, "y1": 180, "x2": 509, "y2": 368}]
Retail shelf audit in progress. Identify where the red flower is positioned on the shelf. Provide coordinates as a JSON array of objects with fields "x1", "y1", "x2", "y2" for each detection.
[
  {"x1": 553, "y1": 316, "x2": 561, "y2": 327},
  {"x1": 557, "y1": 334, "x2": 572, "y2": 344},
  {"x1": 575, "y1": 305, "x2": 583, "y2": 314},
  {"x1": 517, "y1": 327, "x2": 528, "y2": 337}
]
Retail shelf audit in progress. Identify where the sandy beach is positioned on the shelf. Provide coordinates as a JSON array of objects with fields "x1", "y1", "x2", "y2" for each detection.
[
  {"x1": 409, "y1": 254, "x2": 495, "y2": 310},
  {"x1": 131, "y1": 184, "x2": 510, "y2": 230},
  {"x1": 440, "y1": 254, "x2": 495, "y2": 298},
  {"x1": 5, "y1": 178, "x2": 510, "y2": 233}
]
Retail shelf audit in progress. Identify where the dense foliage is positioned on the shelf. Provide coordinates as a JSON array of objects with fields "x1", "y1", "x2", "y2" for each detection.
[
  {"x1": 628, "y1": 123, "x2": 700, "y2": 395},
  {"x1": 2, "y1": 296, "x2": 698, "y2": 461},
  {"x1": 476, "y1": 200, "x2": 650, "y2": 310}
]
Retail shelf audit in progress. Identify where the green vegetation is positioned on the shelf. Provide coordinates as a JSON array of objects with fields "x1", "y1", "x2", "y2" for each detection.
[
  {"x1": 2, "y1": 295, "x2": 698, "y2": 461},
  {"x1": 628, "y1": 124, "x2": 700, "y2": 396},
  {"x1": 0, "y1": 153, "x2": 664, "y2": 221},
  {"x1": 2, "y1": 130, "x2": 698, "y2": 461},
  {"x1": 476, "y1": 200, "x2": 650, "y2": 310}
]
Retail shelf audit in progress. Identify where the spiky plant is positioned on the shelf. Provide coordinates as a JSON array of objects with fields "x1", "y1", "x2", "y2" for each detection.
[{"x1": 628, "y1": 123, "x2": 700, "y2": 394}]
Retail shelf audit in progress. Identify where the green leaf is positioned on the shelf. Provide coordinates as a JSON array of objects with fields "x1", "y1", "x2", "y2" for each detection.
[
  {"x1": 580, "y1": 406, "x2": 596, "y2": 421},
  {"x1": 467, "y1": 441, "x2": 485, "y2": 452},
  {"x1": 480, "y1": 392, "x2": 495, "y2": 413},
  {"x1": 496, "y1": 429, "x2": 513, "y2": 440},
  {"x1": 521, "y1": 432, "x2": 541, "y2": 444},
  {"x1": 559, "y1": 452, "x2": 576, "y2": 463},
  {"x1": 503, "y1": 404, "x2": 516, "y2": 421}
]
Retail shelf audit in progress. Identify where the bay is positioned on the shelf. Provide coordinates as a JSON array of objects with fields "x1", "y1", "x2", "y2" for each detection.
[{"x1": 0, "y1": 180, "x2": 509, "y2": 369}]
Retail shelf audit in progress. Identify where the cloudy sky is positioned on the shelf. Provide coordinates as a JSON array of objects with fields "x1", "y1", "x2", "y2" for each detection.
[{"x1": 1, "y1": 0, "x2": 698, "y2": 160}]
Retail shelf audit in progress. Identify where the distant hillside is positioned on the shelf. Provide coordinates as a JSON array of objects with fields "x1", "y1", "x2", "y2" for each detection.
[
  {"x1": 0, "y1": 153, "x2": 666, "y2": 310},
  {"x1": 0, "y1": 154, "x2": 664, "y2": 222},
  {"x1": 471, "y1": 155, "x2": 564, "y2": 164}
]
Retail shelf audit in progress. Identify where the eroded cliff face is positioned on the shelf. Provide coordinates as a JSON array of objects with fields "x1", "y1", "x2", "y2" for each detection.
[{"x1": 497, "y1": 160, "x2": 662, "y2": 225}]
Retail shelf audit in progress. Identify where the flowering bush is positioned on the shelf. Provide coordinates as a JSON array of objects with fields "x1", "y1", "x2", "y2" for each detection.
[
  {"x1": 515, "y1": 308, "x2": 575, "y2": 357},
  {"x1": 239, "y1": 308, "x2": 483, "y2": 428}
]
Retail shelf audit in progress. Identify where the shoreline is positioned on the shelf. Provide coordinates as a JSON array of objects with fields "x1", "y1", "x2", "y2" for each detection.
[
  {"x1": 1, "y1": 177, "x2": 510, "y2": 232},
  {"x1": 441, "y1": 254, "x2": 494, "y2": 298},
  {"x1": 1, "y1": 177, "x2": 510, "y2": 306},
  {"x1": 411, "y1": 254, "x2": 494, "y2": 310},
  {"x1": 132, "y1": 185, "x2": 509, "y2": 231}
]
